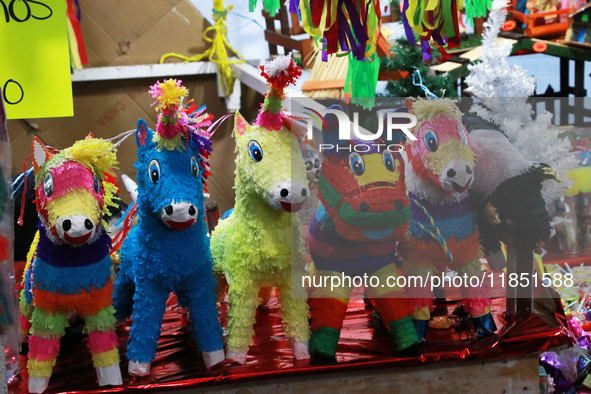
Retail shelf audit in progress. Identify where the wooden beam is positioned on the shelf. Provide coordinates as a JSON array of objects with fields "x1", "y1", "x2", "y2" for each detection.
[
  {"x1": 70, "y1": 62, "x2": 217, "y2": 82},
  {"x1": 301, "y1": 79, "x2": 346, "y2": 91},
  {"x1": 264, "y1": 30, "x2": 308, "y2": 53},
  {"x1": 167, "y1": 355, "x2": 540, "y2": 394}
]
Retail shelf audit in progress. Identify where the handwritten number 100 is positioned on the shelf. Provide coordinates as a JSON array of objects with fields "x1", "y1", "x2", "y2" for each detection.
[{"x1": 0, "y1": 0, "x2": 52, "y2": 23}]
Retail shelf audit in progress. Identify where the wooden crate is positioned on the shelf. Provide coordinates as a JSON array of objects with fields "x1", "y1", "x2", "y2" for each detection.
[{"x1": 508, "y1": 0, "x2": 574, "y2": 38}]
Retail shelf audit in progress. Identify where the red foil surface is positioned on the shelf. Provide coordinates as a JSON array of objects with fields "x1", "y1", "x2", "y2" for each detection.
[{"x1": 9, "y1": 294, "x2": 572, "y2": 393}]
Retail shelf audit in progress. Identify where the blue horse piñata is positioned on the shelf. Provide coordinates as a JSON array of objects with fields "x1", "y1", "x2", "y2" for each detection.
[{"x1": 113, "y1": 79, "x2": 224, "y2": 376}]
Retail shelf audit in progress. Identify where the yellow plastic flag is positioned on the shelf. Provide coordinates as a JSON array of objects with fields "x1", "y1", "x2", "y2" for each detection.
[{"x1": 0, "y1": 0, "x2": 73, "y2": 119}]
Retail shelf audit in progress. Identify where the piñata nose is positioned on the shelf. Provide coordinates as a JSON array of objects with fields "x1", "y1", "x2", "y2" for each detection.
[
  {"x1": 57, "y1": 215, "x2": 96, "y2": 245},
  {"x1": 161, "y1": 202, "x2": 198, "y2": 231}
]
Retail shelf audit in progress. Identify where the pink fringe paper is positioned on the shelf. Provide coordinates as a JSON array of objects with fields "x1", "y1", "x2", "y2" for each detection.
[
  {"x1": 156, "y1": 121, "x2": 182, "y2": 139},
  {"x1": 86, "y1": 330, "x2": 118, "y2": 355},
  {"x1": 411, "y1": 297, "x2": 435, "y2": 311},
  {"x1": 28, "y1": 336, "x2": 60, "y2": 362},
  {"x1": 256, "y1": 110, "x2": 283, "y2": 131},
  {"x1": 463, "y1": 298, "x2": 491, "y2": 317},
  {"x1": 406, "y1": 284, "x2": 435, "y2": 311},
  {"x1": 461, "y1": 277, "x2": 491, "y2": 316}
]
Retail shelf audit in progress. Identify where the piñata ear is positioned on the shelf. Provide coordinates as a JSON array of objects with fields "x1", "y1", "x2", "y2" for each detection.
[
  {"x1": 234, "y1": 111, "x2": 250, "y2": 138},
  {"x1": 31, "y1": 137, "x2": 53, "y2": 174},
  {"x1": 136, "y1": 119, "x2": 152, "y2": 147},
  {"x1": 405, "y1": 98, "x2": 413, "y2": 112},
  {"x1": 86, "y1": 132, "x2": 95, "y2": 139}
]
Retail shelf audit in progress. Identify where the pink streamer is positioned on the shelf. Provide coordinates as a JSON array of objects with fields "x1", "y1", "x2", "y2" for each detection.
[{"x1": 256, "y1": 111, "x2": 283, "y2": 131}]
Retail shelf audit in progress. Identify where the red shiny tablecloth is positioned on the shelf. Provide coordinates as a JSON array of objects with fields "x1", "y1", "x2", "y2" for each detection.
[{"x1": 8, "y1": 293, "x2": 572, "y2": 393}]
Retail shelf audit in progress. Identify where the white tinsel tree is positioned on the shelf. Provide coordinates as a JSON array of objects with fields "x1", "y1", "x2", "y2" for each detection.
[{"x1": 465, "y1": 0, "x2": 575, "y2": 205}]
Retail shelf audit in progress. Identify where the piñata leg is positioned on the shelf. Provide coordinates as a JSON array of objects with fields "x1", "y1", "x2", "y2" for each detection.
[
  {"x1": 19, "y1": 289, "x2": 33, "y2": 338},
  {"x1": 175, "y1": 273, "x2": 224, "y2": 369},
  {"x1": 126, "y1": 281, "x2": 169, "y2": 376},
  {"x1": 27, "y1": 308, "x2": 68, "y2": 393},
  {"x1": 458, "y1": 257, "x2": 496, "y2": 337},
  {"x1": 308, "y1": 269, "x2": 353, "y2": 358},
  {"x1": 225, "y1": 275, "x2": 260, "y2": 364},
  {"x1": 20, "y1": 251, "x2": 36, "y2": 338},
  {"x1": 112, "y1": 265, "x2": 135, "y2": 323},
  {"x1": 366, "y1": 263, "x2": 419, "y2": 351},
  {"x1": 84, "y1": 306, "x2": 122, "y2": 386},
  {"x1": 277, "y1": 270, "x2": 310, "y2": 360},
  {"x1": 404, "y1": 263, "x2": 437, "y2": 342}
]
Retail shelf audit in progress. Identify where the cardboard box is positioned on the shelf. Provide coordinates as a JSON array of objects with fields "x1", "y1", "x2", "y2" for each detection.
[
  {"x1": 79, "y1": 0, "x2": 210, "y2": 67},
  {"x1": 6, "y1": 0, "x2": 260, "y2": 214}
]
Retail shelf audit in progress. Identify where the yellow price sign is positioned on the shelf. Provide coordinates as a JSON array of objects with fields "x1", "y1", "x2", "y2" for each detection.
[{"x1": 0, "y1": 0, "x2": 73, "y2": 119}]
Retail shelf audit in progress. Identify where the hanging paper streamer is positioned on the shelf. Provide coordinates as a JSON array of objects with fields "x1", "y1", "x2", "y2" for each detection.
[
  {"x1": 65, "y1": 0, "x2": 88, "y2": 70},
  {"x1": 160, "y1": 0, "x2": 245, "y2": 97},
  {"x1": 298, "y1": 0, "x2": 381, "y2": 62},
  {"x1": 402, "y1": 0, "x2": 493, "y2": 60},
  {"x1": 250, "y1": 0, "x2": 281, "y2": 16},
  {"x1": 296, "y1": 0, "x2": 381, "y2": 108},
  {"x1": 345, "y1": 52, "x2": 380, "y2": 110},
  {"x1": 402, "y1": 0, "x2": 462, "y2": 60},
  {"x1": 465, "y1": 0, "x2": 492, "y2": 22}
]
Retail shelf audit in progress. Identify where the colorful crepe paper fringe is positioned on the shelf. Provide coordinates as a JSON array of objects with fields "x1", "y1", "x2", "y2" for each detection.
[
  {"x1": 113, "y1": 82, "x2": 222, "y2": 366},
  {"x1": 465, "y1": 0, "x2": 492, "y2": 22},
  {"x1": 160, "y1": 0, "x2": 245, "y2": 97},
  {"x1": 399, "y1": 98, "x2": 495, "y2": 335},
  {"x1": 147, "y1": 80, "x2": 214, "y2": 194},
  {"x1": 19, "y1": 134, "x2": 121, "y2": 385},
  {"x1": 401, "y1": 0, "x2": 458, "y2": 60},
  {"x1": 66, "y1": 0, "x2": 87, "y2": 70},
  {"x1": 298, "y1": 0, "x2": 381, "y2": 62},
  {"x1": 256, "y1": 53, "x2": 302, "y2": 131},
  {"x1": 295, "y1": 0, "x2": 381, "y2": 107},
  {"x1": 210, "y1": 56, "x2": 310, "y2": 358},
  {"x1": 308, "y1": 116, "x2": 419, "y2": 357},
  {"x1": 249, "y1": 0, "x2": 280, "y2": 16},
  {"x1": 345, "y1": 51, "x2": 380, "y2": 110}
]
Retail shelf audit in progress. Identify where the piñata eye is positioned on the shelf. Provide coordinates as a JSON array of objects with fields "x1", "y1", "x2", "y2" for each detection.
[
  {"x1": 148, "y1": 159, "x2": 161, "y2": 184},
  {"x1": 382, "y1": 150, "x2": 396, "y2": 172},
  {"x1": 191, "y1": 156, "x2": 199, "y2": 178},
  {"x1": 424, "y1": 129, "x2": 439, "y2": 152},
  {"x1": 93, "y1": 174, "x2": 101, "y2": 193},
  {"x1": 43, "y1": 172, "x2": 53, "y2": 197},
  {"x1": 349, "y1": 152, "x2": 365, "y2": 176},
  {"x1": 248, "y1": 140, "x2": 263, "y2": 162}
]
